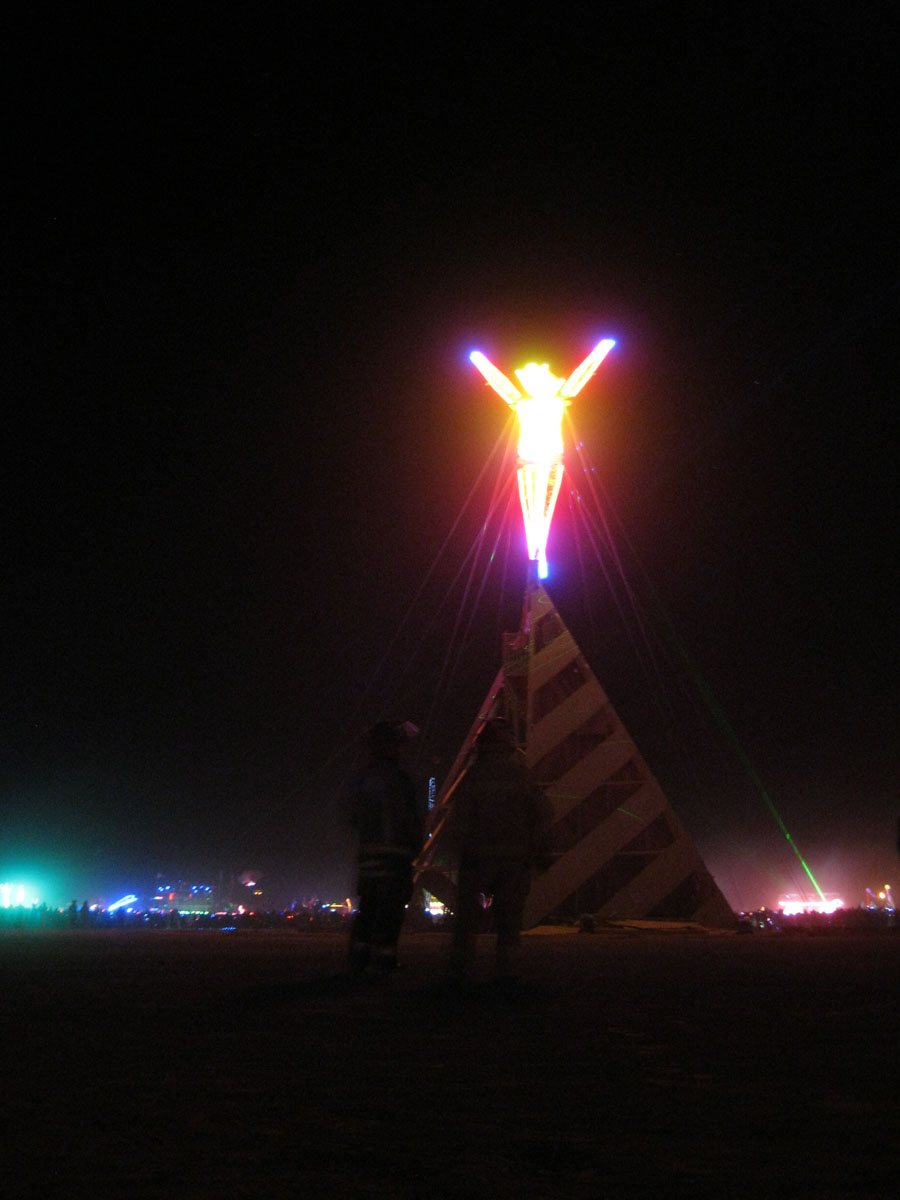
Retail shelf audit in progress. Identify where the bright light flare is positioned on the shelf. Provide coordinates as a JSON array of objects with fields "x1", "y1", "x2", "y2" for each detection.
[
  {"x1": 512, "y1": 392, "x2": 567, "y2": 462},
  {"x1": 517, "y1": 460, "x2": 563, "y2": 578},
  {"x1": 470, "y1": 338, "x2": 615, "y2": 575},
  {"x1": 778, "y1": 895, "x2": 845, "y2": 915},
  {"x1": 469, "y1": 350, "x2": 522, "y2": 405},
  {"x1": 1, "y1": 881, "x2": 39, "y2": 908},
  {"x1": 560, "y1": 338, "x2": 616, "y2": 398}
]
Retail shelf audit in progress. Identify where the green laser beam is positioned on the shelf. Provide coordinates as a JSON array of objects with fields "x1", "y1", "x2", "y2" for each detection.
[{"x1": 646, "y1": 581, "x2": 825, "y2": 902}]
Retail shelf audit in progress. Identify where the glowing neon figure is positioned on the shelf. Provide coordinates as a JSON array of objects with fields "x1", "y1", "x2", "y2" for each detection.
[{"x1": 469, "y1": 339, "x2": 614, "y2": 578}]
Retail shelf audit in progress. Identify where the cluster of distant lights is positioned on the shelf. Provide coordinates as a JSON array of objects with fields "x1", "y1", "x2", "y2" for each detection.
[
  {"x1": 424, "y1": 892, "x2": 448, "y2": 917},
  {"x1": 1, "y1": 882, "x2": 38, "y2": 908},
  {"x1": 865, "y1": 885, "x2": 894, "y2": 911},
  {"x1": 4, "y1": 881, "x2": 892, "y2": 920},
  {"x1": 148, "y1": 883, "x2": 216, "y2": 915},
  {"x1": 777, "y1": 894, "x2": 846, "y2": 916},
  {"x1": 0, "y1": 881, "x2": 357, "y2": 918},
  {"x1": 773, "y1": 885, "x2": 893, "y2": 916}
]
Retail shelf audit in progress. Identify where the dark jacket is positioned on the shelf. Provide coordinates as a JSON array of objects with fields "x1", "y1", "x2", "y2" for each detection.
[
  {"x1": 350, "y1": 759, "x2": 421, "y2": 879},
  {"x1": 448, "y1": 745, "x2": 553, "y2": 863}
]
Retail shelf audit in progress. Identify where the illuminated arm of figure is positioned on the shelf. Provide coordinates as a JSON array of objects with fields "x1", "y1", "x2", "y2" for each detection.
[
  {"x1": 559, "y1": 338, "x2": 616, "y2": 398},
  {"x1": 469, "y1": 350, "x2": 523, "y2": 407}
]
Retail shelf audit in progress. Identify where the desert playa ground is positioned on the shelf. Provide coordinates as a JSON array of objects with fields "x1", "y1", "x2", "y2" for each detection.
[{"x1": 3, "y1": 924, "x2": 899, "y2": 1198}]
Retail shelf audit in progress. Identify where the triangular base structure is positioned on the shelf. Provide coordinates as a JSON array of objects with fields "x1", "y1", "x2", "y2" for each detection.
[{"x1": 416, "y1": 582, "x2": 735, "y2": 930}]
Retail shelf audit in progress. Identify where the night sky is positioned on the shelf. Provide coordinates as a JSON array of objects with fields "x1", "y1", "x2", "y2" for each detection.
[{"x1": 5, "y1": 5, "x2": 898, "y2": 911}]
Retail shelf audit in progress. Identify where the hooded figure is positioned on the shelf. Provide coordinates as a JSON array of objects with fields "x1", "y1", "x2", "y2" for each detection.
[
  {"x1": 446, "y1": 718, "x2": 553, "y2": 981},
  {"x1": 348, "y1": 720, "x2": 421, "y2": 974}
]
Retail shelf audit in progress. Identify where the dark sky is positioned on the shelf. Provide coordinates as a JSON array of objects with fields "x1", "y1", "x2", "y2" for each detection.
[{"x1": 5, "y1": 5, "x2": 898, "y2": 910}]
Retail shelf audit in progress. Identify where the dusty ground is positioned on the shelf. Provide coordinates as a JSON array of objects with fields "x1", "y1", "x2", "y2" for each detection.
[{"x1": 2, "y1": 925, "x2": 899, "y2": 1198}]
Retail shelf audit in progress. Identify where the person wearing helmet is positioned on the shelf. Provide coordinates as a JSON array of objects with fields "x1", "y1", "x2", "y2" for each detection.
[
  {"x1": 347, "y1": 720, "x2": 422, "y2": 975},
  {"x1": 445, "y1": 717, "x2": 553, "y2": 983}
]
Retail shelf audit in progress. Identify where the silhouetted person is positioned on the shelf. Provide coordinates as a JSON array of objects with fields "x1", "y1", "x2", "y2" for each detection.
[
  {"x1": 445, "y1": 718, "x2": 553, "y2": 983},
  {"x1": 348, "y1": 720, "x2": 421, "y2": 974}
]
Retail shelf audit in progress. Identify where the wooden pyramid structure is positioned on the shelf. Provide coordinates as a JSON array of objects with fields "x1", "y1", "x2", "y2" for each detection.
[{"x1": 416, "y1": 579, "x2": 735, "y2": 929}]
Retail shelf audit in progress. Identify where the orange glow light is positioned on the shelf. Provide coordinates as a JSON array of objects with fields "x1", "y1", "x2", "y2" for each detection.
[{"x1": 469, "y1": 338, "x2": 614, "y2": 576}]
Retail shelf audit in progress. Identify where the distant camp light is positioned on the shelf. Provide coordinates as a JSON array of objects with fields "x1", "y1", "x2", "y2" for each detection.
[
  {"x1": 469, "y1": 338, "x2": 615, "y2": 578},
  {"x1": 0, "y1": 881, "x2": 39, "y2": 907}
]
